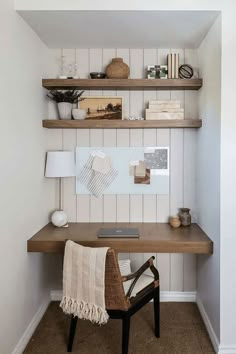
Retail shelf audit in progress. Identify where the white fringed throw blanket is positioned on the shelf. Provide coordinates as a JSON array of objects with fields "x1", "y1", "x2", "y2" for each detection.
[{"x1": 60, "y1": 240, "x2": 109, "y2": 325}]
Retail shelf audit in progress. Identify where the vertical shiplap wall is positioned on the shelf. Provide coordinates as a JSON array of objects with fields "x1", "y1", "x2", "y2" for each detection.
[{"x1": 47, "y1": 48, "x2": 198, "y2": 292}]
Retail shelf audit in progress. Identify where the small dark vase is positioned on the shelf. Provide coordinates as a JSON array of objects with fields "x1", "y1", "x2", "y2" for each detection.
[{"x1": 179, "y1": 208, "x2": 191, "y2": 226}]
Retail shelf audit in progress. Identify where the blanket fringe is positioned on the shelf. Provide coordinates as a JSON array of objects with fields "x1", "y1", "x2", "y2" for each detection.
[{"x1": 60, "y1": 296, "x2": 109, "y2": 325}]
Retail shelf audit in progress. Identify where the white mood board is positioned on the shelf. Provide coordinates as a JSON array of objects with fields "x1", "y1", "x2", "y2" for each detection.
[{"x1": 76, "y1": 147, "x2": 169, "y2": 195}]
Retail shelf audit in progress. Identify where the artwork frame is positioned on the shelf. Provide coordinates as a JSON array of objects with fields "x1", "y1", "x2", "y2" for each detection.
[{"x1": 79, "y1": 96, "x2": 123, "y2": 120}]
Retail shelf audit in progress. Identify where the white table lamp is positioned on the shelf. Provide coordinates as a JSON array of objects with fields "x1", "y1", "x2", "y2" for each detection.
[{"x1": 45, "y1": 151, "x2": 76, "y2": 227}]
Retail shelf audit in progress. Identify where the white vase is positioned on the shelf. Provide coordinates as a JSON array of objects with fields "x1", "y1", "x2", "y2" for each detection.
[
  {"x1": 72, "y1": 108, "x2": 87, "y2": 120},
  {"x1": 57, "y1": 102, "x2": 72, "y2": 119}
]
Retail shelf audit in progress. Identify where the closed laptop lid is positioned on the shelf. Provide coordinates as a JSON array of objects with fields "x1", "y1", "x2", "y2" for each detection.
[{"x1": 97, "y1": 228, "x2": 139, "y2": 238}]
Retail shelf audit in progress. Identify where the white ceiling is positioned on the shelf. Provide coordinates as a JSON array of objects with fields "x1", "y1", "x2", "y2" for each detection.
[{"x1": 18, "y1": 10, "x2": 219, "y2": 48}]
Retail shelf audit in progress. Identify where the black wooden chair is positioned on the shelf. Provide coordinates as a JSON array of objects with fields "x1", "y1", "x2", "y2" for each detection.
[{"x1": 67, "y1": 249, "x2": 160, "y2": 354}]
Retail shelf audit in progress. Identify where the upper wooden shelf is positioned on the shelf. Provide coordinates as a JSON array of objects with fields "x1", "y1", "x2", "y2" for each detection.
[
  {"x1": 27, "y1": 222, "x2": 213, "y2": 254},
  {"x1": 42, "y1": 78, "x2": 203, "y2": 91},
  {"x1": 42, "y1": 119, "x2": 202, "y2": 129}
]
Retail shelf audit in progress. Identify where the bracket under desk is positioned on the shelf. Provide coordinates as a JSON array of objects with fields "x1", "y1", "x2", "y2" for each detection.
[{"x1": 27, "y1": 223, "x2": 213, "y2": 254}]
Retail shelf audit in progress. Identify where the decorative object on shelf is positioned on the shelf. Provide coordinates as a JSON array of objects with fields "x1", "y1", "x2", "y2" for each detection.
[
  {"x1": 106, "y1": 58, "x2": 130, "y2": 79},
  {"x1": 47, "y1": 90, "x2": 84, "y2": 119},
  {"x1": 169, "y1": 216, "x2": 181, "y2": 228},
  {"x1": 90, "y1": 72, "x2": 106, "y2": 79},
  {"x1": 57, "y1": 102, "x2": 73, "y2": 120},
  {"x1": 179, "y1": 208, "x2": 191, "y2": 226},
  {"x1": 179, "y1": 64, "x2": 194, "y2": 79},
  {"x1": 158, "y1": 65, "x2": 168, "y2": 79},
  {"x1": 145, "y1": 100, "x2": 184, "y2": 120},
  {"x1": 45, "y1": 151, "x2": 76, "y2": 227},
  {"x1": 59, "y1": 54, "x2": 67, "y2": 79},
  {"x1": 73, "y1": 63, "x2": 79, "y2": 79},
  {"x1": 147, "y1": 66, "x2": 156, "y2": 79},
  {"x1": 72, "y1": 107, "x2": 87, "y2": 120},
  {"x1": 79, "y1": 96, "x2": 123, "y2": 120},
  {"x1": 59, "y1": 55, "x2": 79, "y2": 79},
  {"x1": 167, "y1": 53, "x2": 179, "y2": 79},
  {"x1": 125, "y1": 116, "x2": 144, "y2": 120},
  {"x1": 147, "y1": 65, "x2": 168, "y2": 79}
]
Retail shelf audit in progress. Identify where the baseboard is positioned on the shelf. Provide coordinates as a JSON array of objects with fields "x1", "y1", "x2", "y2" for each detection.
[
  {"x1": 160, "y1": 291, "x2": 196, "y2": 302},
  {"x1": 50, "y1": 290, "x2": 64, "y2": 301},
  {"x1": 196, "y1": 295, "x2": 219, "y2": 354},
  {"x1": 218, "y1": 346, "x2": 236, "y2": 354},
  {"x1": 50, "y1": 290, "x2": 196, "y2": 302},
  {"x1": 12, "y1": 295, "x2": 50, "y2": 354}
]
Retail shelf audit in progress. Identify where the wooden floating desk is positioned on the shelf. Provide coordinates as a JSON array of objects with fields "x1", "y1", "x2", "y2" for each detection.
[{"x1": 27, "y1": 223, "x2": 213, "y2": 254}]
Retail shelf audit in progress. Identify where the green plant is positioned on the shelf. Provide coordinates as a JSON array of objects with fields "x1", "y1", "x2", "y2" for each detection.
[{"x1": 47, "y1": 90, "x2": 85, "y2": 104}]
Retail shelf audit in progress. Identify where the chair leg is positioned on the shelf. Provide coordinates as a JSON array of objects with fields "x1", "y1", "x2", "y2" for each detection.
[
  {"x1": 122, "y1": 316, "x2": 130, "y2": 354},
  {"x1": 154, "y1": 287, "x2": 160, "y2": 338},
  {"x1": 67, "y1": 316, "x2": 78, "y2": 352}
]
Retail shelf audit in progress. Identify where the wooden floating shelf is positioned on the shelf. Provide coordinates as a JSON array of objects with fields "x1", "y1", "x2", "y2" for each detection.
[
  {"x1": 42, "y1": 78, "x2": 202, "y2": 91},
  {"x1": 42, "y1": 119, "x2": 202, "y2": 129}
]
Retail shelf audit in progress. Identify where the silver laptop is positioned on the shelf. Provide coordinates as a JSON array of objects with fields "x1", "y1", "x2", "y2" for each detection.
[{"x1": 97, "y1": 228, "x2": 139, "y2": 238}]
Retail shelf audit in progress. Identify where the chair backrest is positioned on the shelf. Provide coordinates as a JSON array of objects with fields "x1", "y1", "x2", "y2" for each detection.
[{"x1": 105, "y1": 249, "x2": 130, "y2": 311}]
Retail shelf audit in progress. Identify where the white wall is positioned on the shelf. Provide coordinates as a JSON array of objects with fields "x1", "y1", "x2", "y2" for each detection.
[
  {"x1": 0, "y1": 1, "x2": 56, "y2": 353},
  {"x1": 197, "y1": 16, "x2": 221, "y2": 341}
]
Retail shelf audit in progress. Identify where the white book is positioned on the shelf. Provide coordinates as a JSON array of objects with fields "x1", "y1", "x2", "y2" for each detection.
[
  {"x1": 149, "y1": 100, "x2": 180, "y2": 105},
  {"x1": 149, "y1": 104, "x2": 181, "y2": 110},
  {"x1": 167, "y1": 54, "x2": 171, "y2": 79},
  {"x1": 146, "y1": 112, "x2": 184, "y2": 120},
  {"x1": 146, "y1": 108, "x2": 184, "y2": 113},
  {"x1": 171, "y1": 53, "x2": 175, "y2": 79},
  {"x1": 175, "y1": 53, "x2": 179, "y2": 79}
]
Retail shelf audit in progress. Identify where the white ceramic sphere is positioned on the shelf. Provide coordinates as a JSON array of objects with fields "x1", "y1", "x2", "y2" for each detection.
[{"x1": 51, "y1": 210, "x2": 68, "y2": 227}]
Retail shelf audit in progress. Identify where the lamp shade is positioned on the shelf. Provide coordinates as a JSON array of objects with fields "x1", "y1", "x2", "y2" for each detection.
[{"x1": 45, "y1": 151, "x2": 76, "y2": 177}]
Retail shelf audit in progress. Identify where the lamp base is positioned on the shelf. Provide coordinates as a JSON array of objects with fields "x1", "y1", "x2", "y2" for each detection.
[{"x1": 51, "y1": 210, "x2": 69, "y2": 227}]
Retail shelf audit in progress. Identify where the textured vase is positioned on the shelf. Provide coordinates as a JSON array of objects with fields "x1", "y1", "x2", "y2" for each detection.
[
  {"x1": 57, "y1": 102, "x2": 72, "y2": 119},
  {"x1": 179, "y1": 208, "x2": 191, "y2": 226},
  {"x1": 106, "y1": 58, "x2": 130, "y2": 79},
  {"x1": 72, "y1": 108, "x2": 87, "y2": 120}
]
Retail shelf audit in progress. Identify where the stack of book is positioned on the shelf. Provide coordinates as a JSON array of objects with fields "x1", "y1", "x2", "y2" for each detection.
[
  {"x1": 167, "y1": 53, "x2": 179, "y2": 79},
  {"x1": 145, "y1": 100, "x2": 184, "y2": 120}
]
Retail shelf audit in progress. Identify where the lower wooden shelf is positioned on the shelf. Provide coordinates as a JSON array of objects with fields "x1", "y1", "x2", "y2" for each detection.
[
  {"x1": 27, "y1": 222, "x2": 213, "y2": 254},
  {"x1": 42, "y1": 119, "x2": 202, "y2": 129}
]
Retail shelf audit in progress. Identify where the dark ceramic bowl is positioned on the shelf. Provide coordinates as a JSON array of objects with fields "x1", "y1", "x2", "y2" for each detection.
[{"x1": 90, "y1": 72, "x2": 106, "y2": 79}]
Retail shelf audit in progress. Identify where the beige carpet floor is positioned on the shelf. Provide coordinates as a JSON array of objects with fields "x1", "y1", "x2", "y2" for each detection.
[{"x1": 24, "y1": 302, "x2": 215, "y2": 354}]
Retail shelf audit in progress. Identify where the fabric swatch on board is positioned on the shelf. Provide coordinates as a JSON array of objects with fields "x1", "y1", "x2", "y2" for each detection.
[
  {"x1": 144, "y1": 149, "x2": 168, "y2": 170},
  {"x1": 92, "y1": 155, "x2": 112, "y2": 174},
  {"x1": 78, "y1": 154, "x2": 118, "y2": 197},
  {"x1": 134, "y1": 161, "x2": 146, "y2": 177},
  {"x1": 134, "y1": 169, "x2": 151, "y2": 184}
]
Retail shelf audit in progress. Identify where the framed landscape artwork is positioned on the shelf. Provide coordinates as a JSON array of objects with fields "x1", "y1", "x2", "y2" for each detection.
[{"x1": 79, "y1": 96, "x2": 123, "y2": 120}]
